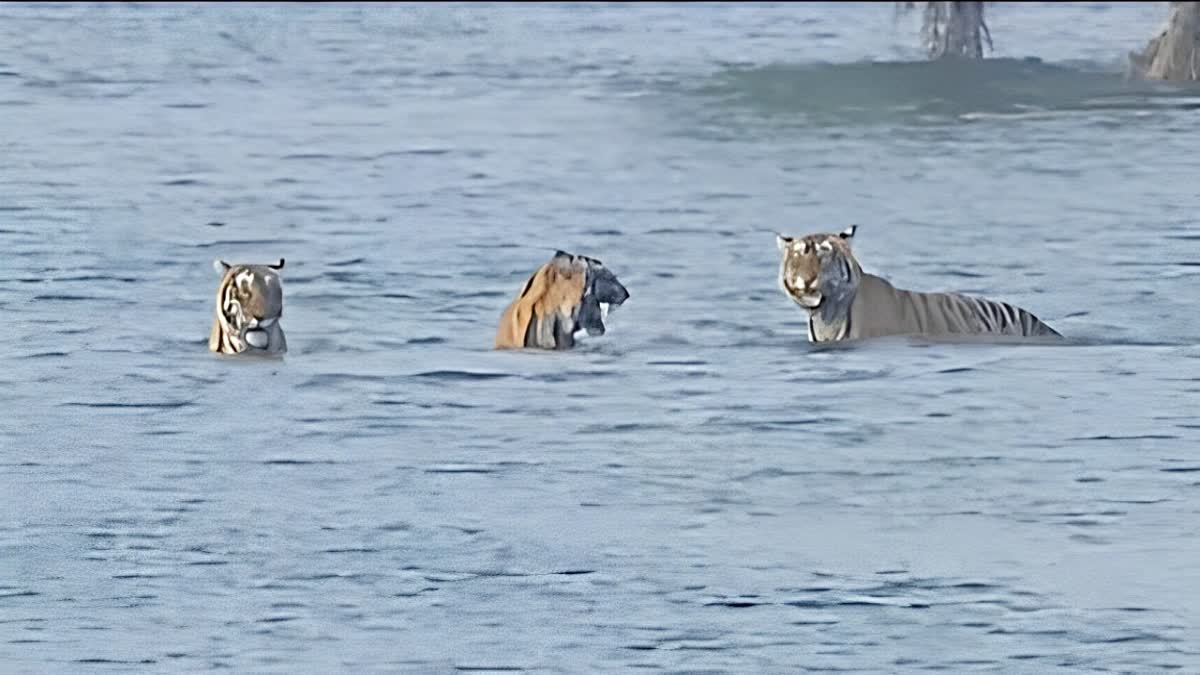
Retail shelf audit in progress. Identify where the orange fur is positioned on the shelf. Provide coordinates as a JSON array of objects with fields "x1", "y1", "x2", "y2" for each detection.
[{"x1": 495, "y1": 256, "x2": 587, "y2": 350}]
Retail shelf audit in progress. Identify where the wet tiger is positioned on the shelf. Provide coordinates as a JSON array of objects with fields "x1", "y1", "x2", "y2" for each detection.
[
  {"x1": 209, "y1": 258, "x2": 289, "y2": 356},
  {"x1": 776, "y1": 226, "x2": 1062, "y2": 343},
  {"x1": 495, "y1": 250, "x2": 630, "y2": 350}
]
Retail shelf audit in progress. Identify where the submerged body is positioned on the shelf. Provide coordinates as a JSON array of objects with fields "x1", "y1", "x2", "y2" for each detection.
[
  {"x1": 813, "y1": 270, "x2": 1061, "y2": 342},
  {"x1": 209, "y1": 258, "x2": 288, "y2": 356},
  {"x1": 777, "y1": 226, "x2": 1061, "y2": 343},
  {"x1": 495, "y1": 250, "x2": 630, "y2": 350}
]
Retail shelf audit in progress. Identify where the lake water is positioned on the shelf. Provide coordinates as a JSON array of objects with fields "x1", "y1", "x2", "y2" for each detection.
[{"x1": 3, "y1": 2, "x2": 1200, "y2": 672}]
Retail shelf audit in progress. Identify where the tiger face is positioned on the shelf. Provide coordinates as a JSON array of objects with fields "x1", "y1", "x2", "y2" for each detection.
[
  {"x1": 209, "y1": 258, "x2": 288, "y2": 355},
  {"x1": 574, "y1": 254, "x2": 631, "y2": 338},
  {"x1": 776, "y1": 225, "x2": 860, "y2": 311},
  {"x1": 494, "y1": 250, "x2": 629, "y2": 350}
]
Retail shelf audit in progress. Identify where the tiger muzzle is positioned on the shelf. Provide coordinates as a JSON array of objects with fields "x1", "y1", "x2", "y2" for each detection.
[{"x1": 784, "y1": 278, "x2": 822, "y2": 310}]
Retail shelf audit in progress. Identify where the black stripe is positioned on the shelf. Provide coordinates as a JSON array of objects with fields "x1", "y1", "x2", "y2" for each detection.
[
  {"x1": 969, "y1": 298, "x2": 990, "y2": 332},
  {"x1": 980, "y1": 300, "x2": 994, "y2": 330},
  {"x1": 552, "y1": 313, "x2": 574, "y2": 350},
  {"x1": 980, "y1": 300, "x2": 994, "y2": 332},
  {"x1": 1017, "y1": 308, "x2": 1034, "y2": 336},
  {"x1": 523, "y1": 311, "x2": 539, "y2": 347},
  {"x1": 989, "y1": 300, "x2": 1004, "y2": 332},
  {"x1": 1000, "y1": 301, "x2": 1017, "y2": 331},
  {"x1": 518, "y1": 271, "x2": 538, "y2": 299},
  {"x1": 985, "y1": 299, "x2": 1003, "y2": 333}
]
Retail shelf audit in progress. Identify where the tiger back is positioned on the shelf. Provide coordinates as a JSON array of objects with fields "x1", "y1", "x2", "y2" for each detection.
[{"x1": 209, "y1": 258, "x2": 289, "y2": 356}]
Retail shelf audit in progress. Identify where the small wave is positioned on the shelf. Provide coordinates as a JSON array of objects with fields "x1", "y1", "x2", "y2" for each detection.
[
  {"x1": 689, "y1": 57, "x2": 1195, "y2": 127},
  {"x1": 297, "y1": 374, "x2": 387, "y2": 388},
  {"x1": 424, "y1": 465, "x2": 496, "y2": 474},
  {"x1": 62, "y1": 400, "x2": 193, "y2": 409},
  {"x1": 577, "y1": 422, "x2": 670, "y2": 433},
  {"x1": 1069, "y1": 434, "x2": 1178, "y2": 441},
  {"x1": 327, "y1": 257, "x2": 366, "y2": 267},
  {"x1": 411, "y1": 370, "x2": 512, "y2": 381},
  {"x1": 31, "y1": 294, "x2": 120, "y2": 302},
  {"x1": 51, "y1": 274, "x2": 140, "y2": 283},
  {"x1": 280, "y1": 148, "x2": 452, "y2": 161},
  {"x1": 193, "y1": 238, "x2": 308, "y2": 249}
]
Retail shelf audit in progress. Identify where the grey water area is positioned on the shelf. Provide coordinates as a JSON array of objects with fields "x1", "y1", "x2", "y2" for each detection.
[{"x1": 3, "y1": 2, "x2": 1200, "y2": 672}]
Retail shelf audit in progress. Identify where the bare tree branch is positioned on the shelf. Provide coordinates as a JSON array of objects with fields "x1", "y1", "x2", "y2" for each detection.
[
  {"x1": 897, "y1": 2, "x2": 992, "y2": 60},
  {"x1": 1129, "y1": 1, "x2": 1200, "y2": 81}
]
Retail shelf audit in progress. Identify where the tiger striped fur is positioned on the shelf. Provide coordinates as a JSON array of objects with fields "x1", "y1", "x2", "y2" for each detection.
[
  {"x1": 776, "y1": 226, "x2": 1062, "y2": 343},
  {"x1": 495, "y1": 250, "x2": 630, "y2": 350},
  {"x1": 209, "y1": 258, "x2": 289, "y2": 356}
]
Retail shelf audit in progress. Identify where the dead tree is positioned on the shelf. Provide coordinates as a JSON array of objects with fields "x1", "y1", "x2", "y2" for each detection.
[
  {"x1": 899, "y1": 2, "x2": 992, "y2": 59},
  {"x1": 1129, "y1": 1, "x2": 1200, "y2": 81}
]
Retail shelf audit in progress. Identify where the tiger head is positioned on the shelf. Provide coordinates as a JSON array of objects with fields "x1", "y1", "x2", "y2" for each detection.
[
  {"x1": 208, "y1": 258, "x2": 288, "y2": 356},
  {"x1": 776, "y1": 225, "x2": 861, "y2": 312},
  {"x1": 574, "y1": 252, "x2": 630, "y2": 338},
  {"x1": 495, "y1": 250, "x2": 630, "y2": 350}
]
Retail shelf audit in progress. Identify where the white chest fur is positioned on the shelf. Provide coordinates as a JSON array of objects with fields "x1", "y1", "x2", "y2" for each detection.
[{"x1": 244, "y1": 329, "x2": 269, "y2": 349}]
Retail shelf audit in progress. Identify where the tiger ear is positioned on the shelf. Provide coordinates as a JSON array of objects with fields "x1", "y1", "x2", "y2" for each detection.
[
  {"x1": 549, "y1": 251, "x2": 579, "y2": 275},
  {"x1": 775, "y1": 234, "x2": 793, "y2": 252},
  {"x1": 213, "y1": 259, "x2": 231, "y2": 274},
  {"x1": 839, "y1": 225, "x2": 857, "y2": 240},
  {"x1": 268, "y1": 258, "x2": 285, "y2": 270}
]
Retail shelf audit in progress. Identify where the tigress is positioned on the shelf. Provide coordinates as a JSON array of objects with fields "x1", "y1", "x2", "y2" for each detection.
[
  {"x1": 776, "y1": 226, "x2": 1062, "y2": 342},
  {"x1": 495, "y1": 250, "x2": 630, "y2": 350},
  {"x1": 208, "y1": 258, "x2": 289, "y2": 356}
]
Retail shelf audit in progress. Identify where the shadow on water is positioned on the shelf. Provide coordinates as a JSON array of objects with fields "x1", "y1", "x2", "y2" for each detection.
[{"x1": 689, "y1": 57, "x2": 1200, "y2": 126}]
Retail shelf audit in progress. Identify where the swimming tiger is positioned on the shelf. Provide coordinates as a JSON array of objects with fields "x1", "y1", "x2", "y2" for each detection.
[
  {"x1": 776, "y1": 226, "x2": 1062, "y2": 342},
  {"x1": 495, "y1": 250, "x2": 630, "y2": 350},
  {"x1": 209, "y1": 258, "x2": 289, "y2": 356}
]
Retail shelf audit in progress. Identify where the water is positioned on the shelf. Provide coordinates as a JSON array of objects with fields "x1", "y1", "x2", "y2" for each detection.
[{"x1": 3, "y1": 2, "x2": 1200, "y2": 671}]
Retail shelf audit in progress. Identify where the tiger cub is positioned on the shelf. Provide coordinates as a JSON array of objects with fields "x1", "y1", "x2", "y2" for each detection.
[
  {"x1": 495, "y1": 250, "x2": 630, "y2": 350},
  {"x1": 209, "y1": 258, "x2": 288, "y2": 355}
]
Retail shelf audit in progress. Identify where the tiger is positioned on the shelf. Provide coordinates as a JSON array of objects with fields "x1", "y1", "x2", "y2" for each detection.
[
  {"x1": 495, "y1": 250, "x2": 630, "y2": 350},
  {"x1": 776, "y1": 226, "x2": 1062, "y2": 343},
  {"x1": 208, "y1": 258, "x2": 289, "y2": 356}
]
